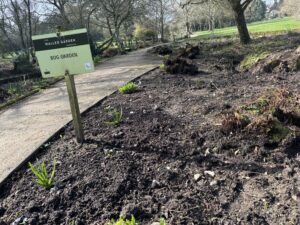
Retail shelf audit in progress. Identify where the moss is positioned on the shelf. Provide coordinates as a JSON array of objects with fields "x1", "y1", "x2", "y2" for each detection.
[
  {"x1": 266, "y1": 119, "x2": 289, "y2": 146},
  {"x1": 242, "y1": 96, "x2": 269, "y2": 114},
  {"x1": 240, "y1": 52, "x2": 269, "y2": 70}
]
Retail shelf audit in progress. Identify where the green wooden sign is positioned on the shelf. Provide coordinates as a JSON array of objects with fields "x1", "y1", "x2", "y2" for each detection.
[{"x1": 32, "y1": 28, "x2": 94, "y2": 78}]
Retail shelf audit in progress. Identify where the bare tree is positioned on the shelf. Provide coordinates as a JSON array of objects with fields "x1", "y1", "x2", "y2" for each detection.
[
  {"x1": 96, "y1": 0, "x2": 136, "y2": 51},
  {"x1": 281, "y1": 0, "x2": 300, "y2": 18},
  {"x1": 181, "y1": 0, "x2": 254, "y2": 44},
  {"x1": 44, "y1": 0, "x2": 71, "y2": 29}
]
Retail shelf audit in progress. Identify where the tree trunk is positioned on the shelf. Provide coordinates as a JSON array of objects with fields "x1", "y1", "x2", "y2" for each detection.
[
  {"x1": 233, "y1": 6, "x2": 251, "y2": 44},
  {"x1": 159, "y1": 0, "x2": 164, "y2": 42}
]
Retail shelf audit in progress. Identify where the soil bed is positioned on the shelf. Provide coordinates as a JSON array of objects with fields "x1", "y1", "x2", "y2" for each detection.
[{"x1": 1, "y1": 34, "x2": 300, "y2": 225}]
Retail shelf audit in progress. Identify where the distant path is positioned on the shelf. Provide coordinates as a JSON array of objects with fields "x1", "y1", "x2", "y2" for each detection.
[{"x1": 0, "y1": 48, "x2": 160, "y2": 184}]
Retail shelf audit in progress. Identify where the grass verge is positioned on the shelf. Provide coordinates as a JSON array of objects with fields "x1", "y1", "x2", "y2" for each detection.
[{"x1": 191, "y1": 17, "x2": 300, "y2": 40}]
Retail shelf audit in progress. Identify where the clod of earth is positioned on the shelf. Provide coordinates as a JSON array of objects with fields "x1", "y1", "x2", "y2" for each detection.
[
  {"x1": 164, "y1": 57, "x2": 198, "y2": 75},
  {"x1": 222, "y1": 89, "x2": 300, "y2": 147},
  {"x1": 263, "y1": 59, "x2": 281, "y2": 73},
  {"x1": 250, "y1": 49, "x2": 300, "y2": 74},
  {"x1": 152, "y1": 45, "x2": 173, "y2": 56},
  {"x1": 221, "y1": 112, "x2": 251, "y2": 134},
  {"x1": 177, "y1": 45, "x2": 200, "y2": 59}
]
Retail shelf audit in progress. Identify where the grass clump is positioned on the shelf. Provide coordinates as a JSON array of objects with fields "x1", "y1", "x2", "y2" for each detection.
[
  {"x1": 240, "y1": 52, "x2": 269, "y2": 70},
  {"x1": 28, "y1": 160, "x2": 56, "y2": 189},
  {"x1": 266, "y1": 119, "x2": 290, "y2": 145},
  {"x1": 104, "y1": 107, "x2": 123, "y2": 126},
  {"x1": 221, "y1": 89, "x2": 299, "y2": 146},
  {"x1": 119, "y1": 82, "x2": 138, "y2": 94},
  {"x1": 106, "y1": 216, "x2": 136, "y2": 225},
  {"x1": 221, "y1": 112, "x2": 251, "y2": 134},
  {"x1": 242, "y1": 96, "x2": 270, "y2": 114},
  {"x1": 106, "y1": 216, "x2": 167, "y2": 225}
]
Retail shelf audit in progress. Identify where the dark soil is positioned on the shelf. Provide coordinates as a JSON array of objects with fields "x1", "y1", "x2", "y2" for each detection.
[{"x1": 1, "y1": 35, "x2": 300, "y2": 225}]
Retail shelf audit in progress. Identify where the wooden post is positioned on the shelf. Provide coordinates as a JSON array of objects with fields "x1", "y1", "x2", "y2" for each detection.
[{"x1": 65, "y1": 70, "x2": 84, "y2": 143}]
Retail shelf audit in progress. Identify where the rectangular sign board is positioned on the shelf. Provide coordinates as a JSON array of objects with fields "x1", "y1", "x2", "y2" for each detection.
[{"x1": 32, "y1": 28, "x2": 94, "y2": 78}]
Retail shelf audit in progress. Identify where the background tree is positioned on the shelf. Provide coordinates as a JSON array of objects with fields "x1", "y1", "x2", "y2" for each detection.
[
  {"x1": 280, "y1": 0, "x2": 300, "y2": 18},
  {"x1": 182, "y1": 0, "x2": 255, "y2": 44}
]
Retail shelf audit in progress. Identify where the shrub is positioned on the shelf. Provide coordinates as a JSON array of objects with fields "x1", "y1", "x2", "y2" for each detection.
[
  {"x1": 119, "y1": 82, "x2": 138, "y2": 94},
  {"x1": 28, "y1": 160, "x2": 56, "y2": 189},
  {"x1": 134, "y1": 24, "x2": 156, "y2": 41},
  {"x1": 13, "y1": 53, "x2": 35, "y2": 74},
  {"x1": 105, "y1": 107, "x2": 123, "y2": 126}
]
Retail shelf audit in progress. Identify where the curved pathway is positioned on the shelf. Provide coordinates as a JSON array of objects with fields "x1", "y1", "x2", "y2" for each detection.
[{"x1": 0, "y1": 48, "x2": 160, "y2": 184}]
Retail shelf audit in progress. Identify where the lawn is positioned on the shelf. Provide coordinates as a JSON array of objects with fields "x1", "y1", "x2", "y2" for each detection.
[{"x1": 191, "y1": 17, "x2": 300, "y2": 40}]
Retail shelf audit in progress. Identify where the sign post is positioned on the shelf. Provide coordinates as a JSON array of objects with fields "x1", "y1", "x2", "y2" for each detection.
[
  {"x1": 32, "y1": 28, "x2": 95, "y2": 143},
  {"x1": 64, "y1": 70, "x2": 84, "y2": 143}
]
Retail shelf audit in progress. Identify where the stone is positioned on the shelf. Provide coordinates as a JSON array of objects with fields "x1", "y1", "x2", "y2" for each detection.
[
  {"x1": 204, "y1": 171, "x2": 215, "y2": 177},
  {"x1": 153, "y1": 105, "x2": 161, "y2": 111},
  {"x1": 210, "y1": 180, "x2": 218, "y2": 186},
  {"x1": 151, "y1": 180, "x2": 161, "y2": 189},
  {"x1": 194, "y1": 174, "x2": 201, "y2": 181}
]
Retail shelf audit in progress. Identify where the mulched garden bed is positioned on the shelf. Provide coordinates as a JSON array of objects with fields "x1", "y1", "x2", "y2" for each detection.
[{"x1": 0, "y1": 36, "x2": 300, "y2": 225}]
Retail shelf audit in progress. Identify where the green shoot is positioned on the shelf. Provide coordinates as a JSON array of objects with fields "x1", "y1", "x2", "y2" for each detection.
[
  {"x1": 105, "y1": 107, "x2": 123, "y2": 126},
  {"x1": 118, "y1": 82, "x2": 138, "y2": 94},
  {"x1": 106, "y1": 216, "x2": 167, "y2": 225},
  {"x1": 28, "y1": 160, "x2": 56, "y2": 189},
  {"x1": 160, "y1": 218, "x2": 167, "y2": 225},
  {"x1": 106, "y1": 215, "x2": 137, "y2": 225}
]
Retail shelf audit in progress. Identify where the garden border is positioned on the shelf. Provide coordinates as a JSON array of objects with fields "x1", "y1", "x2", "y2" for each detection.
[{"x1": 0, "y1": 66, "x2": 158, "y2": 189}]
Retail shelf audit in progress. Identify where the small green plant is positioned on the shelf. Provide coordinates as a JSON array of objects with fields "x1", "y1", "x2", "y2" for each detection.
[
  {"x1": 106, "y1": 215, "x2": 137, "y2": 225},
  {"x1": 28, "y1": 160, "x2": 56, "y2": 189},
  {"x1": 118, "y1": 82, "x2": 138, "y2": 94},
  {"x1": 7, "y1": 84, "x2": 21, "y2": 95},
  {"x1": 159, "y1": 63, "x2": 166, "y2": 71},
  {"x1": 93, "y1": 55, "x2": 103, "y2": 65},
  {"x1": 106, "y1": 216, "x2": 167, "y2": 225},
  {"x1": 104, "y1": 107, "x2": 123, "y2": 125},
  {"x1": 160, "y1": 218, "x2": 167, "y2": 225}
]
